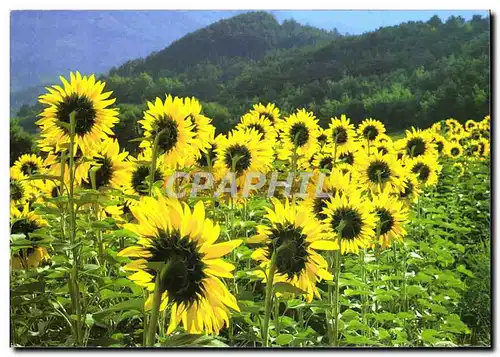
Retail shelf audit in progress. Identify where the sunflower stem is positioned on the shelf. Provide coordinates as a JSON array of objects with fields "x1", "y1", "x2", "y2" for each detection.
[
  {"x1": 146, "y1": 262, "x2": 170, "y2": 347},
  {"x1": 149, "y1": 128, "x2": 165, "y2": 196},
  {"x1": 332, "y1": 220, "x2": 345, "y2": 346},
  {"x1": 68, "y1": 111, "x2": 83, "y2": 346},
  {"x1": 262, "y1": 243, "x2": 288, "y2": 347}
]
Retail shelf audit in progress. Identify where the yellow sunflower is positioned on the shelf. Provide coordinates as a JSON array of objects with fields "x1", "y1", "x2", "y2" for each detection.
[
  {"x1": 334, "y1": 162, "x2": 353, "y2": 176},
  {"x1": 446, "y1": 142, "x2": 464, "y2": 159},
  {"x1": 325, "y1": 114, "x2": 357, "y2": 155},
  {"x1": 431, "y1": 133, "x2": 448, "y2": 156},
  {"x1": 10, "y1": 168, "x2": 34, "y2": 207},
  {"x1": 118, "y1": 196, "x2": 241, "y2": 335},
  {"x1": 312, "y1": 151, "x2": 335, "y2": 171},
  {"x1": 194, "y1": 132, "x2": 223, "y2": 169},
  {"x1": 445, "y1": 118, "x2": 461, "y2": 133},
  {"x1": 357, "y1": 118, "x2": 386, "y2": 143},
  {"x1": 37, "y1": 71, "x2": 119, "y2": 155},
  {"x1": 251, "y1": 102, "x2": 281, "y2": 125},
  {"x1": 213, "y1": 128, "x2": 273, "y2": 180},
  {"x1": 83, "y1": 139, "x2": 131, "y2": 190},
  {"x1": 396, "y1": 172, "x2": 422, "y2": 204},
  {"x1": 303, "y1": 168, "x2": 357, "y2": 222},
  {"x1": 182, "y1": 97, "x2": 215, "y2": 157},
  {"x1": 336, "y1": 149, "x2": 357, "y2": 166},
  {"x1": 12, "y1": 154, "x2": 45, "y2": 177},
  {"x1": 247, "y1": 198, "x2": 336, "y2": 302},
  {"x1": 354, "y1": 152, "x2": 404, "y2": 194},
  {"x1": 465, "y1": 119, "x2": 478, "y2": 132},
  {"x1": 125, "y1": 148, "x2": 167, "y2": 198},
  {"x1": 43, "y1": 147, "x2": 91, "y2": 187},
  {"x1": 322, "y1": 191, "x2": 377, "y2": 255},
  {"x1": 406, "y1": 155, "x2": 441, "y2": 188},
  {"x1": 139, "y1": 95, "x2": 195, "y2": 168},
  {"x1": 370, "y1": 189, "x2": 409, "y2": 248},
  {"x1": 277, "y1": 109, "x2": 319, "y2": 161},
  {"x1": 477, "y1": 138, "x2": 490, "y2": 157},
  {"x1": 11, "y1": 204, "x2": 50, "y2": 270},
  {"x1": 399, "y1": 127, "x2": 436, "y2": 159},
  {"x1": 236, "y1": 112, "x2": 277, "y2": 145},
  {"x1": 316, "y1": 128, "x2": 329, "y2": 148}
]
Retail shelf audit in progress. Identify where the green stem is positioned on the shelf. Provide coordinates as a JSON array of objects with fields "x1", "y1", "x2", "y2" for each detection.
[
  {"x1": 333, "y1": 240, "x2": 342, "y2": 346},
  {"x1": 146, "y1": 273, "x2": 163, "y2": 346},
  {"x1": 68, "y1": 112, "x2": 82, "y2": 346},
  {"x1": 274, "y1": 297, "x2": 280, "y2": 336},
  {"x1": 149, "y1": 130, "x2": 162, "y2": 196},
  {"x1": 262, "y1": 248, "x2": 279, "y2": 347},
  {"x1": 326, "y1": 253, "x2": 335, "y2": 344},
  {"x1": 146, "y1": 263, "x2": 171, "y2": 346},
  {"x1": 360, "y1": 248, "x2": 367, "y2": 340}
]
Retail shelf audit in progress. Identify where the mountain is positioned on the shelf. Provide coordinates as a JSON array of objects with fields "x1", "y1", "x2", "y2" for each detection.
[
  {"x1": 99, "y1": 13, "x2": 489, "y2": 132},
  {"x1": 10, "y1": 10, "x2": 245, "y2": 92},
  {"x1": 11, "y1": 12, "x2": 490, "y2": 159}
]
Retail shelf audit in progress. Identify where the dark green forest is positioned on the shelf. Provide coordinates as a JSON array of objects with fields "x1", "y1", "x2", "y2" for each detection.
[{"x1": 11, "y1": 11, "x2": 490, "y2": 162}]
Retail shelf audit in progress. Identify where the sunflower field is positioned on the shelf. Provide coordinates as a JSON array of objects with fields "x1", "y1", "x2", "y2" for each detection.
[{"x1": 10, "y1": 72, "x2": 491, "y2": 348}]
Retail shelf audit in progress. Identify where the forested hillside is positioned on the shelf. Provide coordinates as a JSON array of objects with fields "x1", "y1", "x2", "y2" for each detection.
[{"x1": 11, "y1": 11, "x2": 490, "y2": 160}]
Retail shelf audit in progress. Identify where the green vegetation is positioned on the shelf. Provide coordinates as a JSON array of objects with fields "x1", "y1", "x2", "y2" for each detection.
[{"x1": 10, "y1": 12, "x2": 490, "y2": 158}]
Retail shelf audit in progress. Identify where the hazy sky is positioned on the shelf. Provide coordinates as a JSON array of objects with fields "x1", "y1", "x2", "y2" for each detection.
[{"x1": 271, "y1": 10, "x2": 489, "y2": 34}]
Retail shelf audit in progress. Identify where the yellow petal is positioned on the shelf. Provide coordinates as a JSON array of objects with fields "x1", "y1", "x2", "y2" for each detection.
[{"x1": 201, "y1": 240, "x2": 242, "y2": 259}]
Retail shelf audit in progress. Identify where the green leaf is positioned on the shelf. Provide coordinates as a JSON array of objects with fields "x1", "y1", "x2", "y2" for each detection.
[
  {"x1": 457, "y1": 264, "x2": 474, "y2": 277},
  {"x1": 275, "y1": 334, "x2": 294, "y2": 345},
  {"x1": 94, "y1": 298, "x2": 144, "y2": 316},
  {"x1": 421, "y1": 329, "x2": 441, "y2": 344},
  {"x1": 273, "y1": 282, "x2": 306, "y2": 295}
]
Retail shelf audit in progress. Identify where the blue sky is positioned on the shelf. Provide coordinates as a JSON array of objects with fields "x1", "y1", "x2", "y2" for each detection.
[
  {"x1": 271, "y1": 10, "x2": 489, "y2": 34},
  {"x1": 10, "y1": 10, "x2": 490, "y2": 91}
]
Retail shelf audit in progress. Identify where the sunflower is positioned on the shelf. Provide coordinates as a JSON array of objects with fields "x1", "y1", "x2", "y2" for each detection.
[
  {"x1": 336, "y1": 149, "x2": 357, "y2": 166},
  {"x1": 43, "y1": 147, "x2": 91, "y2": 187},
  {"x1": 431, "y1": 134, "x2": 447, "y2": 155},
  {"x1": 465, "y1": 119, "x2": 478, "y2": 132},
  {"x1": 125, "y1": 148, "x2": 167, "y2": 198},
  {"x1": 325, "y1": 114, "x2": 356, "y2": 155},
  {"x1": 37, "y1": 71, "x2": 118, "y2": 155},
  {"x1": 213, "y1": 128, "x2": 273, "y2": 181},
  {"x1": 355, "y1": 152, "x2": 404, "y2": 194},
  {"x1": 477, "y1": 138, "x2": 490, "y2": 157},
  {"x1": 446, "y1": 142, "x2": 464, "y2": 159},
  {"x1": 195, "y1": 133, "x2": 223, "y2": 169},
  {"x1": 399, "y1": 127, "x2": 436, "y2": 159},
  {"x1": 396, "y1": 172, "x2": 422, "y2": 204},
  {"x1": 118, "y1": 197, "x2": 241, "y2": 334},
  {"x1": 83, "y1": 139, "x2": 131, "y2": 190},
  {"x1": 277, "y1": 109, "x2": 319, "y2": 161},
  {"x1": 370, "y1": 189, "x2": 408, "y2": 248},
  {"x1": 334, "y1": 162, "x2": 353, "y2": 176},
  {"x1": 247, "y1": 198, "x2": 336, "y2": 302},
  {"x1": 236, "y1": 111, "x2": 277, "y2": 144},
  {"x1": 312, "y1": 151, "x2": 335, "y2": 171},
  {"x1": 182, "y1": 97, "x2": 215, "y2": 157},
  {"x1": 452, "y1": 162, "x2": 465, "y2": 176},
  {"x1": 11, "y1": 204, "x2": 49, "y2": 270},
  {"x1": 431, "y1": 122, "x2": 443, "y2": 134},
  {"x1": 303, "y1": 168, "x2": 357, "y2": 222},
  {"x1": 445, "y1": 118, "x2": 461, "y2": 133},
  {"x1": 316, "y1": 128, "x2": 328, "y2": 148},
  {"x1": 13, "y1": 154, "x2": 45, "y2": 177},
  {"x1": 10, "y1": 168, "x2": 34, "y2": 207},
  {"x1": 373, "y1": 140, "x2": 394, "y2": 156},
  {"x1": 322, "y1": 191, "x2": 377, "y2": 255},
  {"x1": 251, "y1": 102, "x2": 281, "y2": 125},
  {"x1": 406, "y1": 156, "x2": 441, "y2": 187},
  {"x1": 357, "y1": 118, "x2": 386, "y2": 143},
  {"x1": 139, "y1": 95, "x2": 195, "y2": 168}
]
